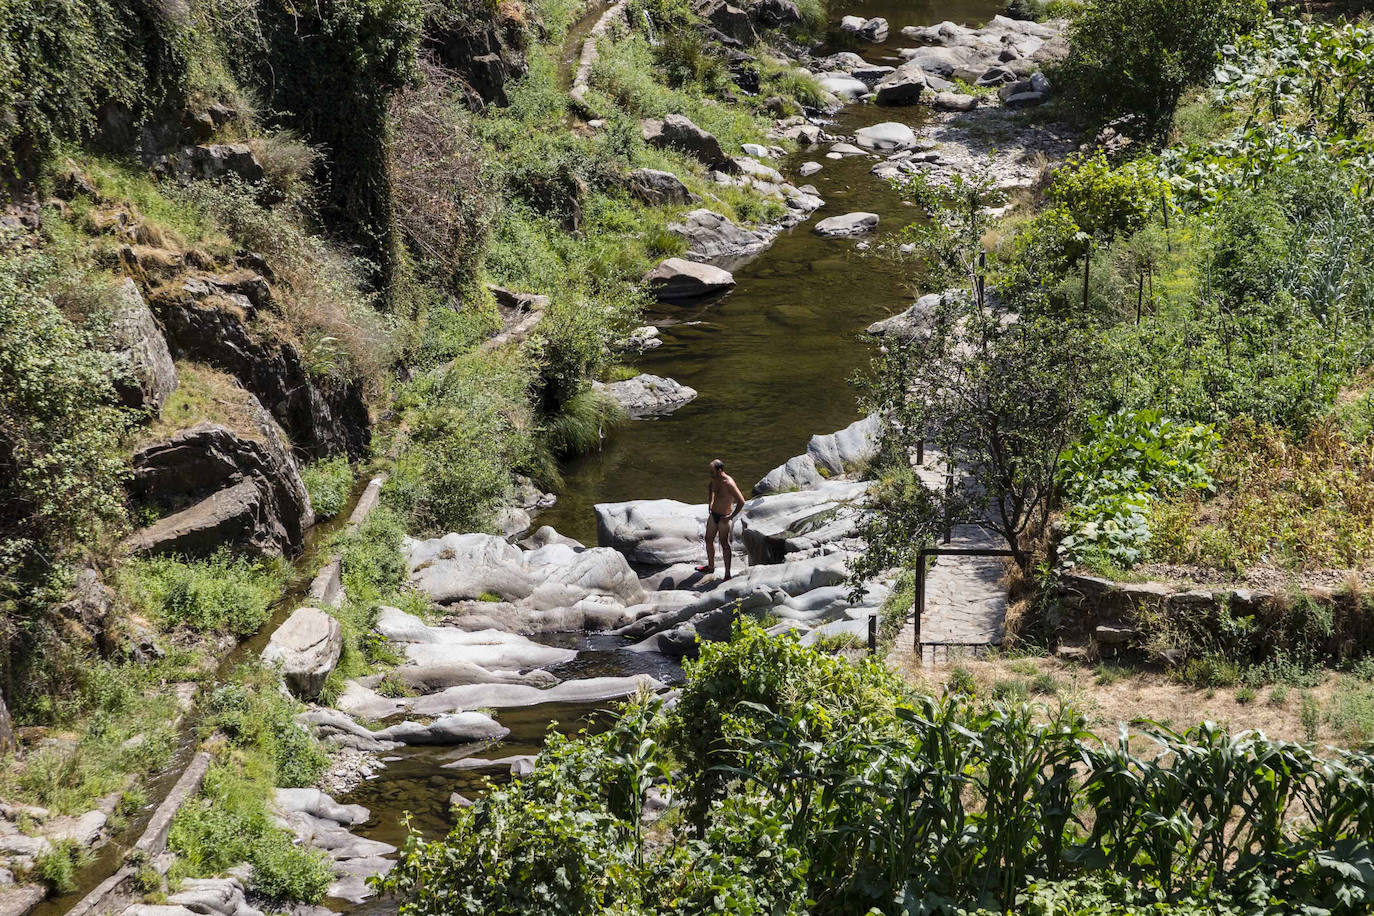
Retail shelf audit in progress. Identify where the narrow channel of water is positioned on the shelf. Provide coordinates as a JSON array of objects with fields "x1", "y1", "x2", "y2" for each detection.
[{"x1": 336, "y1": 1, "x2": 1003, "y2": 908}]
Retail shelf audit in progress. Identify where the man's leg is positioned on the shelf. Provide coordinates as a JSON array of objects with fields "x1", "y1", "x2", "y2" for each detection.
[
  {"x1": 702, "y1": 517, "x2": 717, "y2": 572},
  {"x1": 719, "y1": 521, "x2": 732, "y2": 579}
]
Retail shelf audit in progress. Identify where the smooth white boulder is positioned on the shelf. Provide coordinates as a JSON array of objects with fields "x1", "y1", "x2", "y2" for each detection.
[
  {"x1": 405, "y1": 675, "x2": 666, "y2": 716},
  {"x1": 645, "y1": 257, "x2": 736, "y2": 300},
  {"x1": 818, "y1": 75, "x2": 869, "y2": 99},
  {"x1": 854, "y1": 122, "x2": 917, "y2": 150},
  {"x1": 807, "y1": 414, "x2": 882, "y2": 474},
  {"x1": 593, "y1": 374, "x2": 698, "y2": 418},
  {"x1": 814, "y1": 212, "x2": 880, "y2": 236},
  {"x1": 263, "y1": 607, "x2": 342, "y2": 700}
]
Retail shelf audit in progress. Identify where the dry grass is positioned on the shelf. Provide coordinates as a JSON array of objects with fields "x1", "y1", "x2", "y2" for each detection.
[
  {"x1": 895, "y1": 653, "x2": 1352, "y2": 746},
  {"x1": 135, "y1": 362, "x2": 278, "y2": 447}
]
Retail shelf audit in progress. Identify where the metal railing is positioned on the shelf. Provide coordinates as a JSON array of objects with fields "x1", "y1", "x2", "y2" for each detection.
[{"x1": 866, "y1": 544, "x2": 1015, "y2": 655}]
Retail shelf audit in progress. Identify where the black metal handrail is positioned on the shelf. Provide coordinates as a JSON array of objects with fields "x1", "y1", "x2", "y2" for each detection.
[{"x1": 865, "y1": 544, "x2": 1015, "y2": 654}]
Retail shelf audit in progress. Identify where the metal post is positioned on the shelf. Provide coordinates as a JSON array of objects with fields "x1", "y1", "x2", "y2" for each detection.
[
  {"x1": 916, "y1": 437, "x2": 924, "y2": 466},
  {"x1": 943, "y1": 467, "x2": 954, "y2": 544},
  {"x1": 867, "y1": 612, "x2": 877, "y2": 655},
  {"x1": 914, "y1": 551, "x2": 926, "y2": 652}
]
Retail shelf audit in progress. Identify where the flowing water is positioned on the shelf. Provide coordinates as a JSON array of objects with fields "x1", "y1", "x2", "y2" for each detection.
[{"x1": 337, "y1": 0, "x2": 1003, "y2": 906}]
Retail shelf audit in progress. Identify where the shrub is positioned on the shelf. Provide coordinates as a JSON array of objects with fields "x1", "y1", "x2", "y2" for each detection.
[
  {"x1": 388, "y1": 351, "x2": 540, "y2": 534},
  {"x1": 249, "y1": 831, "x2": 334, "y2": 903},
  {"x1": 301, "y1": 456, "x2": 354, "y2": 520},
  {"x1": 1056, "y1": 0, "x2": 1267, "y2": 139},
  {"x1": 1057, "y1": 409, "x2": 1216, "y2": 569},
  {"x1": 206, "y1": 669, "x2": 328, "y2": 788},
  {"x1": 34, "y1": 839, "x2": 90, "y2": 893},
  {"x1": 0, "y1": 246, "x2": 128, "y2": 645},
  {"x1": 544, "y1": 388, "x2": 627, "y2": 457},
  {"x1": 117, "y1": 550, "x2": 287, "y2": 636}
]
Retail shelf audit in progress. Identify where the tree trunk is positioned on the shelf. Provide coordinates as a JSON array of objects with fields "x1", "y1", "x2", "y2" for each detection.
[{"x1": 0, "y1": 691, "x2": 14, "y2": 754}]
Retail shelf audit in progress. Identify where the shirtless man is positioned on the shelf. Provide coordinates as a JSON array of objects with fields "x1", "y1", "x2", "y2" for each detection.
[{"x1": 697, "y1": 459, "x2": 746, "y2": 579}]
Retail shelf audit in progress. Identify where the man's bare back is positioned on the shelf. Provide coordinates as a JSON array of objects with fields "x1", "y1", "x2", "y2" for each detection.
[{"x1": 700, "y1": 459, "x2": 745, "y2": 579}]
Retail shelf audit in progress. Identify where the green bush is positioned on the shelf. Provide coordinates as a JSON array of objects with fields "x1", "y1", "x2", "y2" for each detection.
[
  {"x1": 1057, "y1": 409, "x2": 1217, "y2": 568},
  {"x1": 169, "y1": 752, "x2": 329, "y2": 903},
  {"x1": 249, "y1": 831, "x2": 334, "y2": 903},
  {"x1": 388, "y1": 351, "x2": 540, "y2": 534},
  {"x1": 34, "y1": 839, "x2": 90, "y2": 893},
  {"x1": 301, "y1": 456, "x2": 354, "y2": 520},
  {"x1": 1056, "y1": 0, "x2": 1267, "y2": 139},
  {"x1": 117, "y1": 549, "x2": 287, "y2": 636},
  {"x1": 381, "y1": 628, "x2": 1374, "y2": 915},
  {"x1": 0, "y1": 247, "x2": 129, "y2": 649},
  {"x1": 206, "y1": 669, "x2": 328, "y2": 788},
  {"x1": 544, "y1": 387, "x2": 627, "y2": 457}
]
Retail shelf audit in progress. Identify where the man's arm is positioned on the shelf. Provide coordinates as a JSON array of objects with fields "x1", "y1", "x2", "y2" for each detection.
[{"x1": 728, "y1": 478, "x2": 747, "y2": 518}]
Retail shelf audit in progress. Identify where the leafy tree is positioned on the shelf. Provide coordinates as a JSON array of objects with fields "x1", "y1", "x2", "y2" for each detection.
[
  {"x1": 0, "y1": 247, "x2": 128, "y2": 721},
  {"x1": 861, "y1": 300, "x2": 1110, "y2": 572},
  {"x1": 1057, "y1": 0, "x2": 1267, "y2": 140},
  {"x1": 1047, "y1": 154, "x2": 1165, "y2": 313}
]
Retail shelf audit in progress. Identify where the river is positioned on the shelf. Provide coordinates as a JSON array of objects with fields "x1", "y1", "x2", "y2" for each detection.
[{"x1": 337, "y1": 0, "x2": 1001, "y2": 908}]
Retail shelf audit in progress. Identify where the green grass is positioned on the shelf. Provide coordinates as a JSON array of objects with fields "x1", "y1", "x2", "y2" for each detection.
[
  {"x1": 301, "y1": 455, "x2": 355, "y2": 520},
  {"x1": 545, "y1": 387, "x2": 628, "y2": 457},
  {"x1": 117, "y1": 549, "x2": 288, "y2": 636},
  {"x1": 1328, "y1": 677, "x2": 1374, "y2": 745},
  {"x1": 34, "y1": 839, "x2": 92, "y2": 893},
  {"x1": 0, "y1": 656, "x2": 187, "y2": 814}
]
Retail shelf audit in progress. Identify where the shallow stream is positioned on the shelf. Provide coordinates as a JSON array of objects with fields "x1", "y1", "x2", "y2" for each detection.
[{"x1": 337, "y1": 0, "x2": 1001, "y2": 907}]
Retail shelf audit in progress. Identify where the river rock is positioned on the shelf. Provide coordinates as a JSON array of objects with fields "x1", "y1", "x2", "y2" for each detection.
[
  {"x1": 875, "y1": 61, "x2": 927, "y2": 105},
  {"x1": 404, "y1": 535, "x2": 644, "y2": 608},
  {"x1": 403, "y1": 675, "x2": 665, "y2": 717},
  {"x1": 596, "y1": 499, "x2": 714, "y2": 567},
  {"x1": 626, "y1": 168, "x2": 695, "y2": 206},
  {"x1": 645, "y1": 258, "x2": 736, "y2": 301},
  {"x1": 841, "y1": 15, "x2": 887, "y2": 40},
  {"x1": 263, "y1": 607, "x2": 343, "y2": 700},
  {"x1": 931, "y1": 91, "x2": 978, "y2": 111},
  {"x1": 374, "y1": 712, "x2": 509, "y2": 746},
  {"x1": 376, "y1": 606, "x2": 577, "y2": 670},
  {"x1": 854, "y1": 122, "x2": 917, "y2": 150},
  {"x1": 813, "y1": 212, "x2": 879, "y2": 236},
  {"x1": 274, "y1": 788, "x2": 368, "y2": 827},
  {"x1": 867, "y1": 291, "x2": 943, "y2": 339},
  {"x1": 667, "y1": 209, "x2": 770, "y2": 261},
  {"x1": 153, "y1": 143, "x2": 264, "y2": 183},
  {"x1": 107, "y1": 278, "x2": 177, "y2": 413},
  {"x1": 753, "y1": 453, "x2": 825, "y2": 495},
  {"x1": 817, "y1": 75, "x2": 869, "y2": 100},
  {"x1": 815, "y1": 51, "x2": 868, "y2": 72},
  {"x1": 642, "y1": 114, "x2": 730, "y2": 170},
  {"x1": 167, "y1": 878, "x2": 263, "y2": 916},
  {"x1": 593, "y1": 374, "x2": 698, "y2": 418},
  {"x1": 807, "y1": 413, "x2": 881, "y2": 475},
  {"x1": 798, "y1": 161, "x2": 822, "y2": 177}
]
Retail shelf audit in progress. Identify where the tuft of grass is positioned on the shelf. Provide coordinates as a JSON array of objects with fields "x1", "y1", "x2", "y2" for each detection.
[
  {"x1": 136, "y1": 363, "x2": 272, "y2": 449},
  {"x1": 34, "y1": 839, "x2": 92, "y2": 893},
  {"x1": 544, "y1": 387, "x2": 628, "y2": 457},
  {"x1": 301, "y1": 455, "x2": 354, "y2": 520}
]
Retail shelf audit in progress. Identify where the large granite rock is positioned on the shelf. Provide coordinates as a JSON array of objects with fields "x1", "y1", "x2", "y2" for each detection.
[
  {"x1": 593, "y1": 374, "x2": 698, "y2": 418},
  {"x1": 626, "y1": 168, "x2": 696, "y2": 206},
  {"x1": 644, "y1": 258, "x2": 736, "y2": 301},
  {"x1": 263, "y1": 607, "x2": 343, "y2": 700},
  {"x1": 700, "y1": 0, "x2": 757, "y2": 44},
  {"x1": 375, "y1": 606, "x2": 577, "y2": 670},
  {"x1": 404, "y1": 535, "x2": 645, "y2": 609},
  {"x1": 107, "y1": 278, "x2": 177, "y2": 413},
  {"x1": 854, "y1": 122, "x2": 917, "y2": 150},
  {"x1": 875, "y1": 61, "x2": 927, "y2": 106},
  {"x1": 642, "y1": 114, "x2": 730, "y2": 170},
  {"x1": 753, "y1": 453, "x2": 825, "y2": 495},
  {"x1": 750, "y1": 0, "x2": 801, "y2": 26},
  {"x1": 426, "y1": 14, "x2": 528, "y2": 108},
  {"x1": 152, "y1": 144, "x2": 264, "y2": 183},
  {"x1": 813, "y1": 212, "x2": 879, "y2": 236},
  {"x1": 807, "y1": 414, "x2": 881, "y2": 475},
  {"x1": 125, "y1": 393, "x2": 315, "y2": 557},
  {"x1": 667, "y1": 209, "x2": 770, "y2": 262}
]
